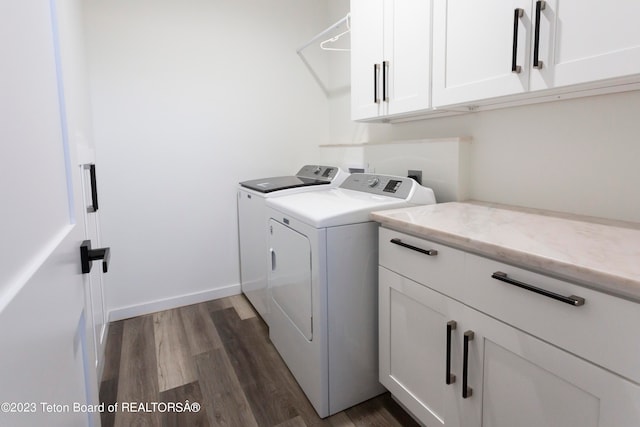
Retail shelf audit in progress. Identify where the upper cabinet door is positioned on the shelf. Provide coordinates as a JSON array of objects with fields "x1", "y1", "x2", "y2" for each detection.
[
  {"x1": 530, "y1": 0, "x2": 640, "y2": 91},
  {"x1": 351, "y1": 0, "x2": 431, "y2": 121},
  {"x1": 385, "y1": 0, "x2": 432, "y2": 116},
  {"x1": 433, "y1": 0, "x2": 532, "y2": 107},
  {"x1": 351, "y1": 0, "x2": 385, "y2": 120}
]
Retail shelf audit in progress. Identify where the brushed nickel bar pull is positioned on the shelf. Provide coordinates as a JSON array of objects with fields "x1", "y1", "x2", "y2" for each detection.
[
  {"x1": 512, "y1": 8, "x2": 524, "y2": 73},
  {"x1": 390, "y1": 238, "x2": 438, "y2": 256},
  {"x1": 491, "y1": 271, "x2": 585, "y2": 306},
  {"x1": 533, "y1": 1, "x2": 546, "y2": 69},
  {"x1": 446, "y1": 321, "x2": 457, "y2": 385},
  {"x1": 462, "y1": 330, "x2": 474, "y2": 399}
]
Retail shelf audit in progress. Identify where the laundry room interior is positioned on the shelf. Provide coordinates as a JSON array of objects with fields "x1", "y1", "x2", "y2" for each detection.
[
  {"x1": 3, "y1": 0, "x2": 640, "y2": 426},
  {"x1": 87, "y1": 0, "x2": 640, "y2": 318}
]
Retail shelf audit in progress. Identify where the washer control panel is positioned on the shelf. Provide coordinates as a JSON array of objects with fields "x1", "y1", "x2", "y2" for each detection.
[
  {"x1": 340, "y1": 173, "x2": 415, "y2": 199},
  {"x1": 296, "y1": 165, "x2": 340, "y2": 181}
]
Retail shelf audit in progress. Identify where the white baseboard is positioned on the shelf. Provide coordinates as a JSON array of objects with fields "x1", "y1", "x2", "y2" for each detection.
[{"x1": 107, "y1": 283, "x2": 241, "y2": 322}]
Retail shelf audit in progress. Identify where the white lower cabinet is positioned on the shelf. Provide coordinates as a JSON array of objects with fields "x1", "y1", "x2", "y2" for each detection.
[
  {"x1": 379, "y1": 266, "x2": 471, "y2": 427},
  {"x1": 464, "y1": 301, "x2": 640, "y2": 427},
  {"x1": 379, "y1": 230, "x2": 640, "y2": 427}
]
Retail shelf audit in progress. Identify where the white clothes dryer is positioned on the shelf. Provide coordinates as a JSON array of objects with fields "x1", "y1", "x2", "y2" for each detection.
[
  {"x1": 237, "y1": 165, "x2": 347, "y2": 324},
  {"x1": 265, "y1": 173, "x2": 436, "y2": 417}
]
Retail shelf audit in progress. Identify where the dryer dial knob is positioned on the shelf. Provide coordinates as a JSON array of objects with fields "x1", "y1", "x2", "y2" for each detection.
[
  {"x1": 313, "y1": 166, "x2": 322, "y2": 175},
  {"x1": 367, "y1": 177, "x2": 380, "y2": 188}
]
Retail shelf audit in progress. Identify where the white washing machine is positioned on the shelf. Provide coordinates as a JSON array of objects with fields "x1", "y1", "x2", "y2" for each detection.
[
  {"x1": 265, "y1": 173, "x2": 436, "y2": 417},
  {"x1": 237, "y1": 165, "x2": 348, "y2": 324}
]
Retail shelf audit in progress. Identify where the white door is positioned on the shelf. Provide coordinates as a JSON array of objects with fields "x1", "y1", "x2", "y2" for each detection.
[
  {"x1": 351, "y1": 0, "x2": 431, "y2": 119},
  {"x1": 432, "y1": 0, "x2": 532, "y2": 107},
  {"x1": 530, "y1": 0, "x2": 640, "y2": 91},
  {"x1": 80, "y1": 163, "x2": 108, "y2": 374},
  {"x1": 385, "y1": 0, "x2": 432, "y2": 116},
  {"x1": 56, "y1": 0, "x2": 109, "y2": 379},
  {"x1": 0, "y1": 2, "x2": 99, "y2": 426},
  {"x1": 269, "y1": 219, "x2": 312, "y2": 340},
  {"x1": 463, "y1": 305, "x2": 640, "y2": 427},
  {"x1": 379, "y1": 267, "x2": 464, "y2": 427},
  {"x1": 350, "y1": 0, "x2": 385, "y2": 120}
]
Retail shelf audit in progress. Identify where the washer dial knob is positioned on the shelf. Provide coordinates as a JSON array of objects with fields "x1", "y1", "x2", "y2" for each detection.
[{"x1": 367, "y1": 177, "x2": 380, "y2": 188}]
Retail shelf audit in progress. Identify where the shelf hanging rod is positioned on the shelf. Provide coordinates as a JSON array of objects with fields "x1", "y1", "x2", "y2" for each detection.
[{"x1": 297, "y1": 13, "x2": 350, "y2": 54}]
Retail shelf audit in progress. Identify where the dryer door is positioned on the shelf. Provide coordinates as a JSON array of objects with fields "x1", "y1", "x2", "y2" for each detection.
[{"x1": 269, "y1": 219, "x2": 313, "y2": 341}]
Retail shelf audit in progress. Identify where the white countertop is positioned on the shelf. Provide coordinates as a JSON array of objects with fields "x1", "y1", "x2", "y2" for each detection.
[{"x1": 370, "y1": 202, "x2": 640, "y2": 302}]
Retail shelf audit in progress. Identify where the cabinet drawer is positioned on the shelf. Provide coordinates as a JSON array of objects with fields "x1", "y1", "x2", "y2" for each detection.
[
  {"x1": 379, "y1": 227, "x2": 464, "y2": 294},
  {"x1": 464, "y1": 253, "x2": 640, "y2": 383}
]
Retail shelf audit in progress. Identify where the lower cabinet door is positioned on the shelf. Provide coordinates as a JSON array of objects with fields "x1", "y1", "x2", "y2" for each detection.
[
  {"x1": 464, "y1": 306, "x2": 640, "y2": 427},
  {"x1": 379, "y1": 265, "x2": 640, "y2": 427},
  {"x1": 379, "y1": 267, "x2": 468, "y2": 427}
]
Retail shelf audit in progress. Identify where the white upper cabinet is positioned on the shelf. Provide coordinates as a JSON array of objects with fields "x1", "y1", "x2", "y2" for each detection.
[
  {"x1": 432, "y1": 0, "x2": 532, "y2": 107},
  {"x1": 351, "y1": 0, "x2": 431, "y2": 121},
  {"x1": 384, "y1": 0, "x2": 432, "y2": 116},
  {"x1": 351, "y1": 0, "x2": 640, "y2": 119},
  {"x1": 530, "y1": 0, "x2": 640, "y2": 91},
  {"x1": 351, "y1": 0, "x2": 384, "y2": 120},
  {"x1": 433, "y1": 0, "x2": 640, "y2": 108}
]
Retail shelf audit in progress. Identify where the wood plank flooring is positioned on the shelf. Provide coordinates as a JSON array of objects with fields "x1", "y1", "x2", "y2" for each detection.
[{"x1": 100, "y1": 295, "x2": 420, "y2": 427}]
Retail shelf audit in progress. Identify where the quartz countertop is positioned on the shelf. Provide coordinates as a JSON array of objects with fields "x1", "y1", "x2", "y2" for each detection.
[{"x1": 370, "y1": 202, "x2": 640, "y2": 302}]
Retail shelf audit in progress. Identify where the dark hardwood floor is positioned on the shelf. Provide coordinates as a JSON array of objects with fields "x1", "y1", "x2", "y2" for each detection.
[{"x1": 100, "y1": 294, "x2": 420, "y2": 427}]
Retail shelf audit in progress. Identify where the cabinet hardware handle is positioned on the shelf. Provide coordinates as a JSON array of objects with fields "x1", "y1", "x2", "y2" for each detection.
[
  {"x1": 84, "y1": 164, "x2": 99, "y2": 213},
  {"x1": 270, "y1": 249, "x2": 276, "y2": 271},
  {"x1": 80, "y1": 240, "x2": 110, "y2": 274},
  {"x1": 374, "y1": 63, "x2": 381, "y2": 104},
  {"x1": 462, "y1": 330, "x2": 474, "y2": 399},
  {"x1": 382, "y1": 60, "x2": 389, "y2": 102},
  {"x1": 533, "y1": 1, "x2": 546, "y2": 69},
  {"x1": 446, "y1": 321, "x2": 457, "y2": 385},
  {"x1": 511, "y1": 8, "x2": 524, "y2": 73},
  {"x1": 390, "y1": 238, "x2": 438, "y2": 256},
  {"x1": 491, "y1": 271, "x2": 585, "y2": 306}
]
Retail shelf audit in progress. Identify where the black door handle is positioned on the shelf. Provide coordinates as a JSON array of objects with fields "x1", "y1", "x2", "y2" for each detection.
[
  {"x1": 511, "y1": 8, "x2": 524, "y2": 73},
  {"x1": 446, "y1": 320, "x2": 457, "y2": 385},
  {"x1": 491, "y1": 271, "x2": 585, "y2": 306},
  {"x1": 533, "y1": 1, "x2": 546, "y2": 69},
  {"x1": 84, "y1": 164, "x2": 99, "y2": 213},
  {"x1": 374, "y1": 63, "x2": 381, "y2": 104},
  {"x1": 382, "y1": 60, "x2": 389, "y2": 102},
  {"x1": 462, "y1": 330, "x2": 474, "y2": 398},
  {"x1": 390, "y1": 238, "x2": 438, "y2": 256},
  {"x1": 80, "y1": 240, "x2": 111, "y2": 273}
]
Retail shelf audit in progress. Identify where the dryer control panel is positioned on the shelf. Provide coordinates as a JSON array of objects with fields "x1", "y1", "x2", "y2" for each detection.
[
  {"x1": 296, "y1": 165, "x2": 340, "y2": 181},
  {"x1": 339, "y1": 173, "x2": 415, "y2": 199}
]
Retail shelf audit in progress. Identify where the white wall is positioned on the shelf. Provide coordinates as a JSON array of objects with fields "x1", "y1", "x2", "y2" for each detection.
[
  {"x1": 328, "y1": 89, "x2": 640, "y2": 223},
  {"x1": 84, "y1": 0, "x2": 331, "y2": 318},
  {"x1": 326, "y1": 1, "x2": 640, "y2": 224},
  {"x1": 319, "y1": 138, "x2": 471, "y2": 203}
]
